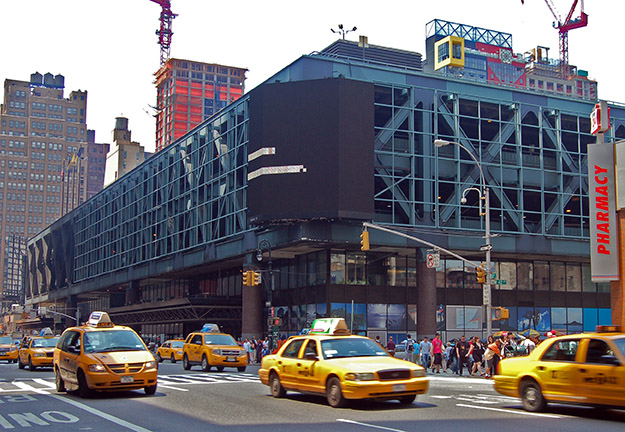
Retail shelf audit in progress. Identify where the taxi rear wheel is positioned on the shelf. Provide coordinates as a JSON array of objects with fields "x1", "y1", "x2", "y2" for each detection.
[
  {"x1": 398, "y1": 394, "x2": 416, "y2": 404},
  {"x1": 216, "y1": 366, "x2": 224, "y2": 372},
  {"x1": 237, "y1": 366, "x2": 246, "y2": 373},
  {"x1": 28, "y1": 356, "x2": 37, "y2": 371},
  {"x1": 201, "y1": 355, "x2": 212, "y2": 372},
  {"x1": 183, "y1": 354, "x2": 191, "y2": 370},
  {"x1": 18, "y1": 358, "x2": 25, "y2": 369},
  {"x1": 520, "y1": 380, "x2": 547, "y2": 412},
  {"x1": 55, "y1": 368, "x2": 66, "y2": 392},
  {"x1": 145, "y1": 384, "x2": 157, "y2": 395},
  {"x1": 170, "y1": 354, "x2": 176, "y2": 363},
  {"x1": 326, "y1": 377, "x2": 347, "y2": 408},
  {"x1": 270, "y1": 372, "x2": 286, "y2": 398}
]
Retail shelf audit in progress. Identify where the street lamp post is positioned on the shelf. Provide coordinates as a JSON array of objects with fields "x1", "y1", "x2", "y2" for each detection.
[
  {"x1": 257, "y1": 239, "x2": 276, "y2": 348},
  {"x1": 434, "y1": 139, "x2": 492, "y2": 337}
]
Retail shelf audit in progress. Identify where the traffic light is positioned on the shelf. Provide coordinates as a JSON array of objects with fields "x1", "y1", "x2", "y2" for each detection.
[
  {"x1": 492, "y1": 307, "x2": 510, "y2": 321},
  {"x1": 252, "y1": 271, "x2": 262, "y2": 286},
  {"x1": 268, "y1": 317, "x2": 282, "y2": 327},
  {"x1": 476, "y1": 265, "x2": 486, "y2": 284},
  {"x1": 360, "y1": 230, "x2": 370, "y2": 251},
  {"x1": 242, "y1": 270, "x2": 252, "y2": 286}
]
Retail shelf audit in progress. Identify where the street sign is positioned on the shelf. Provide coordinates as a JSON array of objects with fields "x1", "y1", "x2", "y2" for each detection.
[
  {"x1": 482, "y1": 286, "x2": 491, "y2": 305},
  {"x1": 492, "y1": 279, "x2": 507, "y2": 285},
  {"x1": 479, "y1": 244, "x2": 492, "y2": 252},
  {"x1": 426, "y1": 249, "x2": 440, "y2": 268}
]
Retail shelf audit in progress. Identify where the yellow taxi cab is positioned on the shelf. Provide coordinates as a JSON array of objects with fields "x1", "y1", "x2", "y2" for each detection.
[
  {"x1": 182, "y1": 323, "x2": 247, "y2": 372},
  {"x1": 0, "y1": 335, "x2": 18, "y2": 363},
  {"x1": 156, "y1": 339, "x2": 185, "y2": 363},
  {"x1": 258, "y1": 318, "x2": 429, "y2": 408},
  {"x1": 53, "y1": 311, "x2": 158, "y2": 398},
  {"x1": 17, "y1": 328, "x2": 58, "y2": 370},
  {"x1": 494, "y1": 325, "x2": 625, "y2": 412}
]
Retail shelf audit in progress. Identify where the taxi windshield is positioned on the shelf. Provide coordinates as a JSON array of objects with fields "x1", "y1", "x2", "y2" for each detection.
[
  {"x1": 613, "y1": 337, "x2": 625, "y2": 357},
  {"x1": 321, "y1": 337, "x2": 389, "y2": 359},
  {"x1": 83, "y1": 330, "x2": 146, "y2": 353},
  {"x1": 203, "y1": 334, "x2": 237, "y2": 345},
  {"x1": 171, "y1": 341, "x2": 184, "y2": 348},
  {"x1": 0, "y1": 336, "x2": 12, "y2": 344},
  {"x1": 31, "y1": 338, "x2": 59, "y2": 348}
]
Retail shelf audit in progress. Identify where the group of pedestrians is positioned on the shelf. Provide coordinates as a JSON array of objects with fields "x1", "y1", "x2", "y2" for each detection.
[
  {"x1": 241, "y1": 337, "x2": 271, "y2": 364},
  {"x1": 385, "y1": 331, "x2": 540, "y2": 378}
]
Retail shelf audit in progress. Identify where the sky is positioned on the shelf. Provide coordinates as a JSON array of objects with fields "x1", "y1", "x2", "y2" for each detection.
[{"x1": 1, "y1": 0, "x2": 622, "y2": 153}]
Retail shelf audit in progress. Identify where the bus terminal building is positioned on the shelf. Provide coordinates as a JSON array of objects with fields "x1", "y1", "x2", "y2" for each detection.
[{"x1": 24, "y1": 20, "x2": 625, "y2": 342}]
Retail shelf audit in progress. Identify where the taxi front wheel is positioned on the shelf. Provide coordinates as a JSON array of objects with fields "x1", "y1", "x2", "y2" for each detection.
[
  {"x1": 520, "y1": 380, "x2": 547, "y2": 412},
  {"x1": 77, "y1": 370, "x2": 92, "y2": 398},
  {"x1": 145, "y1": 384, "x2": 157, "y2": 395},
  {"x1": 326, "y1": 377, "x2": 347, "y2": 408},
  {"x1": 201, "y1": 355, "x2": 212, "y2": 372}
]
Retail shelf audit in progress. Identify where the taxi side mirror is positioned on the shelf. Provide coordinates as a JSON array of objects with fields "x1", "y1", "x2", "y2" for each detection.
[
  {"x1": 601, "y1": 355, "x2": 621, "y2": 366},
  {"x1": 304, "y1": 353, "x2": 318, "y2": 361},
  {"x1": 67, "y1": 346, "x2": 80, "y2": 354}
]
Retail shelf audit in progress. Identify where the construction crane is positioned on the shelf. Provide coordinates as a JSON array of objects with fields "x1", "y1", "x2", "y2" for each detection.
[
  {"x1": 150, "y1": 0, "x2": 178, "y2": 66},
  {"x1": 533, "y1": 0, "x2": 588, "y2": 78}
]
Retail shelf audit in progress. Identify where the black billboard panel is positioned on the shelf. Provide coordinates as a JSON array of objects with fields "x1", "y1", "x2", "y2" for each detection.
[{"x1": 248, "y1": 78, "x2": 374, "y2": 224}]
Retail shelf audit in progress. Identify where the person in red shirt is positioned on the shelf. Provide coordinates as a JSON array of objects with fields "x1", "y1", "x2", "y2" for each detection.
[
  {"x1": 431, "y1": 333, "x2": 443, "y2": 373},
  {"x1": 386, "y1": 336, "x2": 396, "y2": 357}
]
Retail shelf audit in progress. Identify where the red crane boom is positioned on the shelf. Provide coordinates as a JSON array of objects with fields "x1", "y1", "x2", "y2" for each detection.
[
  {"x1": 541, "y1": 0, "x2": 588, "y2": 78},
  {"x1": 150, "y1": 0, "x2": 178, "y2": 66}
]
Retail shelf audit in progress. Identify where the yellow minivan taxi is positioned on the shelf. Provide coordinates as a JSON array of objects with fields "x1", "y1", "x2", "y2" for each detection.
[
  {"x1": 53, "y1": 311, "x2": 158, "y2": 398},
  {"x1": 18, "y1": 330, "x2": 58, "y2": 370},
  {"x1": 494, "y1": 326, "x2": 625, "y2": 411},
  {"x1": 258, "y1": 318, "x2": 428, "y2": 407},
  {"x1": 182, "y1": 323, "x2": 247, "y2": 372}
]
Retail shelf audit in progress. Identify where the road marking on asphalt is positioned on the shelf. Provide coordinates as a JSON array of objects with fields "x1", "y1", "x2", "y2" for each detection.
[
  {"x1": 456, "y1": 403, "x2": 563, "y2": 418},
  {"x1": 337, "y1": 419, "x2": 407, "y2": 432},
  {"x1": 33, "y1": 378, "x2": 56, "y2": 389},
  {"x1": 11, "y1": 382, "x2": 155, "y2": 432}
]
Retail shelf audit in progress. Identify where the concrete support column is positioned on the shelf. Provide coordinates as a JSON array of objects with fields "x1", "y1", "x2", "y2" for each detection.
[
  {"x1": 242, "y1": 284, "x2": 262, "y2": 340},
  {"x1": 611, "y1": 210, "x2": 625, "y2": 327},
  {"x1": 416, "y1": 261, "x2": 437, "y2": 337}
]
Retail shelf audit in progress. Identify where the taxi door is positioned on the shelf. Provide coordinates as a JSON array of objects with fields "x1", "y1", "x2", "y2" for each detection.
[
  {"x1": 574, "y1": 338, "x2": 625, "y2": 407},
  {"x1": 277, "y1": 339, "x2": 305, "y2": 389},
  {"x1": 188, "y1": 334, "x2": 203, "y2": 362},
  {"x1": 296, "y1": 339, "x2": 322, "y2": 393},
  {"x1": 533, "y1": 338, "x2": 581, "y2": 400},
  {"x1": 59, "y1": 331, "x2": 82, "y2": 388}
]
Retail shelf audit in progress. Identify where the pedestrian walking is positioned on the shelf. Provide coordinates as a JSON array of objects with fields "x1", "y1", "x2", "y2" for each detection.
[
  {"x1": 469, "y1": 337, "x2": 485, "y2": 376},
  {"x1": 419, "y1": 337, "x2": 432, "y2": 371},
  {"x1": 402, "y1": 334, "x2": 416, "y2": 362},
  {"x1": 455, "y1": 335, "x2": 471, "y2": 376},
  {"x1": 386, "y1": 336, "x2": 396, "y2": 357},
  {"x1": 414, "y1": 339, "x2": 421, "y2": 365},
  {"x1": 484, "y1": 336, "x2": 503, "y2": 378},
  {"x1": 431, "y1": 333, "x2": 443, "y2": 373}
]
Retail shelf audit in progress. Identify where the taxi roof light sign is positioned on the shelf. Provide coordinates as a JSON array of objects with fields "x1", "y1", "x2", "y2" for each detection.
[
  {"x1": 87, "y1": 311, "x2": 114, "y2": 328},
  {"x1": 39, "y1": 327, "x2": 53, "y2": 337},
  {"x1": 309, "y1": 318, "x2": 351, "y2": 335},
  {"x1": 596, "y1": 325, "x2": 623, "y2": 333},
  {"x1": 200, "y1": 323, "x2": 220, "y2": 333}
]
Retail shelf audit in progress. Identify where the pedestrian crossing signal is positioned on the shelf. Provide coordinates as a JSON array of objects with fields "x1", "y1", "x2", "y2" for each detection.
[
  {"x1": 492, "y1": 307, "x2": 510, "y2": 321},
  {"x1": 268, "y1": 317, "x2": 282, "y2": 327}
]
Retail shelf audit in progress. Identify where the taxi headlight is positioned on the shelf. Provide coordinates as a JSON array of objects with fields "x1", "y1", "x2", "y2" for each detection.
[
  {"x1": 411, "y1": 369, "x2": 426, "y2": 378},
  {"x1": 88, "y1": 363, "x2": 106, "y2": 372},
  {"x1": 9, "y1": 346, "x2": 17, "y2": 352},
  {"x1": 212, "y1": 349, "x2": 222, "y2": 356},
  {"x1": 345, "y1": 372, "x2": 376, "y2": 381},
  {"x1": 33, "y1": 352, "x2": 47, "y2": 357},
  {"x1": 145, "y1": 361, "x2": 156, "y2": 369}
]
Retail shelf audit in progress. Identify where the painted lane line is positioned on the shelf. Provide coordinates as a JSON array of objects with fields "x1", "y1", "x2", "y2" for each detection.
[
  {"x1": 15, "y1": 381, "x2": 154, "y2": 432},
  {"x1": 155, "y1": 383, "x2": 189, "y2": 391},
  {"x1": 429, "y1": 395, "x2": 453, "y2": 399},
  {"x1": 456, "y1": 403, "x2": 563, "y2": 419},
  {"x1": 337, "y1": 419, "x2": 407, "y2": 432},
  {"x1": 456, "y1": 397, "x2": 499, "y2": 404},
  {"x1": 32, "y1": 378, "x2": 56, "y2": 389}
]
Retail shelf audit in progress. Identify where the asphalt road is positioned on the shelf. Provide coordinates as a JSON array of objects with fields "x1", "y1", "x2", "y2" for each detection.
[{"x1": 1, "y1": 361, "x2": 624, "y2": 431}]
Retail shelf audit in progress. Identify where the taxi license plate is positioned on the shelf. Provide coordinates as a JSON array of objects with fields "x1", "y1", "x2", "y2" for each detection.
[
  {"x1": 121, "y1": 376, "x2": 134, "y2": 384},
  {"x1": 393, "y1": 384, "x2": 406, "y2": 392},
  {"x1": 226, "y1": 357, "x2": 236, "y2": 362}
]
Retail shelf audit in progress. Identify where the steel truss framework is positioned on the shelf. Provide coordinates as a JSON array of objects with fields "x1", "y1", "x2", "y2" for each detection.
[
  {"x1": 371, "y1": 81, "x2": 625, "y2": 238},
  {"x1": 110, "y1": 303, "x2": 241, "y2": 327}
]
